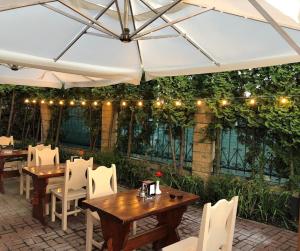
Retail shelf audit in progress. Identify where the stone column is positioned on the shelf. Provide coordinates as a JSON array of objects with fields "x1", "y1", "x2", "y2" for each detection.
[
  {"x1": 192, "y1": 104, "x2": 215, "y2": 181},
  {"x1": 40, "y1": 103, "x2": 51, "y2": 143},
  {"x1": 101, "y1": 103, "x2": 118, "y2": 152}
]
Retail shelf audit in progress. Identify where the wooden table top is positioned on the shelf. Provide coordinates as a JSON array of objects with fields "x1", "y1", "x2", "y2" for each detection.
[
  {"x1": 0, "y1": 150, "x2": 27, "y2": 159},
  {"x1": 83, "y1": 186, "x2": 199, "y2": 223},
  {"x1": 22, "y1": 164, "x2": 66, "y2": 179}
]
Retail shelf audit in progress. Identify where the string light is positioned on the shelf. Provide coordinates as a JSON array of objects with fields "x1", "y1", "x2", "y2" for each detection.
[
  {"x1": 220, "y1": 99, "x2": 229, "y2": 106},
  {"x1": 59, "y1": 100, "x2": 64, "y2": 106},
  {"x1": 137, "y1": 101, "x2": 143, "y2": 107},
  {"x1": 32, "y1": 99, "x2": 37, "y2": 104},
  {"x1": 197, "y1": 100, "x2": 203, "y2": 106},
  {"x1": 81, "y1": 101, "x2": 86, "y2": 106},
  {"x1": 40, "y1": 100, "x2": 45, "y2": 104},
  {"x1": 24, "y1": 99, "x2": 30, "y2": 104},
  {"x1": 49, "y1": 100, "x2": 54, "y2": 105},
  {"x1": 175, "y1": 100, "x2": 182, "y2": 106},
  {"x1": 279, "y1": 97, "x2": 289, "y2": 105},
  {"x1": 93, "y1": 101, "x2": 98, "y2": 106},
  {"x1": 155, "y1": 100, "x2": 162, "y2": 107},
  {"x1": 248, "y1": 98, "x2": 256, "y2": 106},
  {"x1": 121, "y1": 101, "x2": 127, "y2": 107},
  {"x1": 106, "y1": 101, "x2": 111, "y2": 106},
  {"x1": 69, "y1": 101, "x2": 75, "y2": 106}
]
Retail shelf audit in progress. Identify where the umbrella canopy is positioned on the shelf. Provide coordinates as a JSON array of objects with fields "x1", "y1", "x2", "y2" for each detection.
[{"x1": 0, "y1": 0, "x2": 300, "y2": 88}]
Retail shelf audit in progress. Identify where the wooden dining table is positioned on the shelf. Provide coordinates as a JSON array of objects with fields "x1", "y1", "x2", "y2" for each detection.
[
  {"x1": 0, "y1": 149, "x2": 27, "y2": 194},
  {"x1": 22, "y1": 164, "x2": 66, "y2": 225},
  {"x1": 83, "y1": 186, "x2": 199, "y2": 251}
]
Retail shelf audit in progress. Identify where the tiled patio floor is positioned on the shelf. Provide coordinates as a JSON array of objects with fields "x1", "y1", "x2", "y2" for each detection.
[{"x1": 0, "y1": 178, "x2": 298, "y2": 251}]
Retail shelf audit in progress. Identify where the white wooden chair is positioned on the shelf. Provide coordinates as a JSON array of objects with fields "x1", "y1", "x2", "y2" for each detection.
[
  {"x1": 162, "y1": 196, "x2": 239, "y2": 251},
  {"x1": 35, "y1": 147, "x2": 63, "y2": 215},
  {"x1": 51, "y1": 157, "x2": 93, "y2": 231},
  {"x1": 0, "y1": 136, "x2": 13, "y2": 146},
  {"x1": 86, "y1": 164, "x2": 118, "y2": 251},
  {"x1": 0, "y1": 136, "x2": 21, "y2": 171},
  {"x1": 20, "y1": 144, "x2": 51, "y2": 199}
]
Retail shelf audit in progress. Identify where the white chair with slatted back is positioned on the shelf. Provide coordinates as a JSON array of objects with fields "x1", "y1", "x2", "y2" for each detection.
[
  {"x1": 20, "y1": 144, "x2": 52, "y2": 199},
  {"x1": 35, "y1": 147, "x2": 63, "y2": 215},
  {"x1": 51, "y1": 157, "x2": 93, "y2": 231},
  {"x1": 0, "y1": 136, "x2": 21, "y2": 171},
  {"x1": 162, "y1": 196, "x2": 239, "y2": 251},
  {"x1": 86, "y1": 164, "x2": 117, "y2": 251},
  {"x1": 0, "y1": 136, "x2": 13, "y2": 146}
]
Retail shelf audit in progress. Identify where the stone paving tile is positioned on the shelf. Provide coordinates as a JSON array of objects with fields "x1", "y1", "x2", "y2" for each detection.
[{"x1": 0, "y1": 178, "x2": 297, "y2": 251}]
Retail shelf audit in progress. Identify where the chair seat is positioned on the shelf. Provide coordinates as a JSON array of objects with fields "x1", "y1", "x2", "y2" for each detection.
[
  {"x1": 52, "y1": 188, "x2": 87, "y2": 200},
  {"x1": 48, "y1": 177, "x2": 64, "y2": 184},
  {"x1": 162, "y1": 237, "x2": 198, "y2": 251}
]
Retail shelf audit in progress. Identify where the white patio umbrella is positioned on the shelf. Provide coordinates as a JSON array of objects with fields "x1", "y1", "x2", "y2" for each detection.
[{"x1": 0, "y1": 0, "x2": 300, "y2": 88}]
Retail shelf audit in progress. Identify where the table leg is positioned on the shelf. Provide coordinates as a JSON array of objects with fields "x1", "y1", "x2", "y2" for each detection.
[
  {"x1": 153, "y1": 205, "x2": 187, "y2": 250},
  {"x1": 32, "y1": 177, "x2": 48, "y2": 225},
  {"x1": 0, "y1": 158, "x2": 5, "y2": 194},
  {"x1": 98, "y1": 212, "x2": 131, "y2": 251}
]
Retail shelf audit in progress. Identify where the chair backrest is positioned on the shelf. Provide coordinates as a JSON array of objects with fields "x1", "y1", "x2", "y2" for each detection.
[
  {"x1": 27, "y1": 144, "x2": 51, "y2": 167},
  {"x1": 197, "y1": 196, "x2": 239, "y2": 251},
  {"x1": 0, "y1": 136, "x2": 13, "y2": 147},
  {"x1": 87, "y1": 164, "x2": 117, "y2": 199},
  {"x1": 35, "y1": 147, "x2": 59, "y2": 166},
  {"x1": 64, "y1": 158, "x2": 93, "y2": 195}
]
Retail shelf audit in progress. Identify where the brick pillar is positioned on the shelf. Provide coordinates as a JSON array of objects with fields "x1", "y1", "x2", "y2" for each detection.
[
  {"x1": 40, "y1": 103, "x2": 51, "y2": 143},
  {"x1": 192, "y1": 104, "x2": 215, "y2": 180},
  {"x1": 101, "y1": 104, "x2": 118, "y2": 152}
]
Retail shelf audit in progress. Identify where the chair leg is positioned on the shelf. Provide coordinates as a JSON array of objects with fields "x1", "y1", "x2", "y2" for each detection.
[
  {"x1": 86, "y1": 210, "x2": 93, "y2": 251},
  {"x1": 25, "y1": 175, "x2": 30, "y2": 200},
  {"x1": 51, "y1": 193, "x2": 56, "y2": 222},
  {"x1": 62, "y1": 199, "x2": 68, "y2": 231},
  {"x1": 74, "y1": 199, "x2": 78, "y2": 216},
  {"x1": 132, "y1": 220, "x2": 137, "y2": 235},
  {"x1": 19, "y1": 173, "x2": 24, "y2": 195},
  {"x1": 45, "y1": 203, "x2": 49, "y2": 215}
]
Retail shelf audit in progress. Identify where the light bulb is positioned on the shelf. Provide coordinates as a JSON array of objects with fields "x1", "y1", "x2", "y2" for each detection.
[
  {"x1": 221, "y1": 99, "x2": 228, "y2": 106},
  {"x1": 197, "y1": 100, "x2": 202, "y2": 106},
  {"x1": 175, "y1": 100, "x2": 182, "y2": 106},
  {"x1": 137, "y1": 101, "x2": 143, "y2": 107},
  {"x1": 24, "y1": 99, "x2": 30, "y2": 104},
  {"x1": 70, "y1": 101, "x2": 75, "y2": 106},
  {"x1": 93, "y1": 101, "x2": 98, "y2": 106}
]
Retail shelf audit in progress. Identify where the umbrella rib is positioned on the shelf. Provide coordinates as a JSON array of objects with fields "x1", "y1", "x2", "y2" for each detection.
[
  {"x1": 43, "y1": 0, "x2": 115, "y2": 61},
  {"x1": 85, "y1": 31, "x2": 119, "y2": 39},
  {"x1": 43, "y1": 3, "x2": 113, "y2": 36},
  {"x1": 129, "y1": 0, "x2": 144, "y2": 69},
  {"x1": 130, "y1": 0, "x2": 182, "y2": 38},
  {"x1": 57, "y1": 0, "x2": 119, "y2": 38},
  {"x1": 249, "y1": 0, "x2": 300, "y2": 55},
  {"x1": 114, "y1": 0, "x2": 125, "y2": 33},
  {"x1": 139, "y1": 0, "x2": 219, "y2": 66},
  {"x1": 132, "y1": 8, "x2": 213, "y2": 40}
]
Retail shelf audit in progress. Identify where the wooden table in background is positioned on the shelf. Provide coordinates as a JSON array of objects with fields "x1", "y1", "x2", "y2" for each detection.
[
  {"x1": 83, "y1": 186, "x2": 199, "y2": 251},
  {"x1": 0, "y1": 150, "x2": 27, "y2": 194},
  {"x1": 22, "y1": 164, "x2": 65, "y2": 225}
]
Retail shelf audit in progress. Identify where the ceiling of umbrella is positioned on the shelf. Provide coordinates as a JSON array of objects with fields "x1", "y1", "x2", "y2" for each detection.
[{"x1": 0, "y1": 0, "x2": 300, "y2": 88}]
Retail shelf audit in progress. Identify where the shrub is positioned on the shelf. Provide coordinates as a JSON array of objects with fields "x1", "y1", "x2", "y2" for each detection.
[{"x1": 206, "y1": 175, "x2": 296, "y2": 230}]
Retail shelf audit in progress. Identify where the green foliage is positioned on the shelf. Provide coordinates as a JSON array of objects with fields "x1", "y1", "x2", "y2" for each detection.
[{"x1": 194, "y1": 64, "x2": 300, "y2": 181}]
